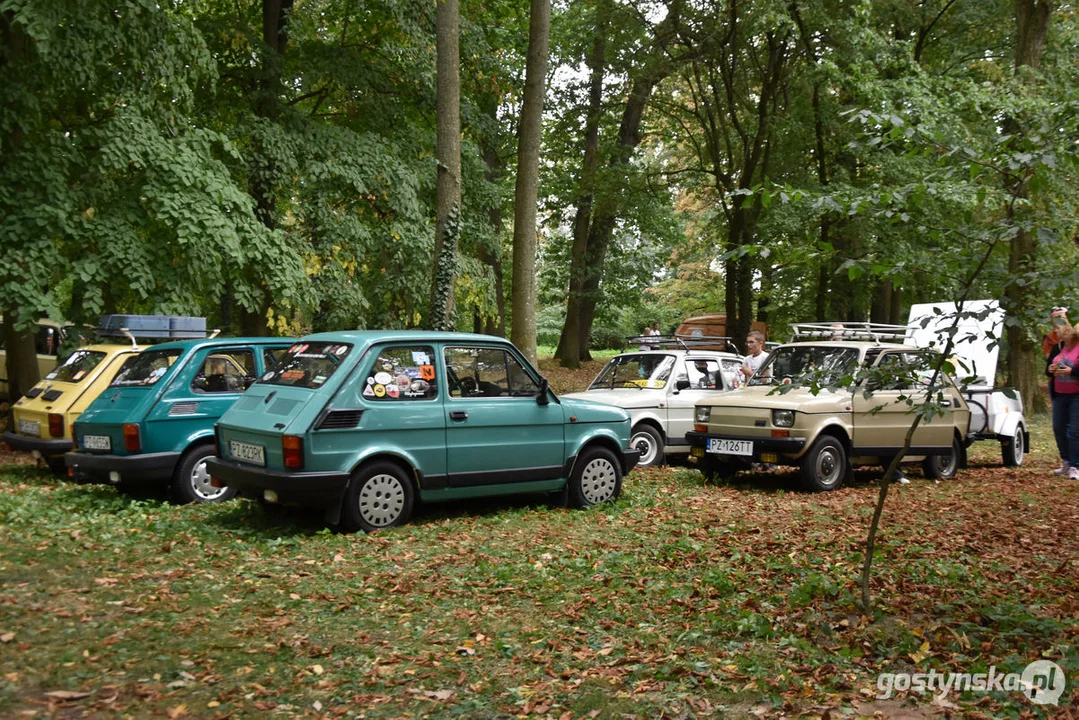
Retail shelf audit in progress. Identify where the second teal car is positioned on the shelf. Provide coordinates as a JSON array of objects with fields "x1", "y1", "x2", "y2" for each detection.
[
  {"x1": 66, "y1": 336, "x2": 292, "y2": 503},
  {"x1": 206, "y1": 331, "x2": 638, "y2": 532}
]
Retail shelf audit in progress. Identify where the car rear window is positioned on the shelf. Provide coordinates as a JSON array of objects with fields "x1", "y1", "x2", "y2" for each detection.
[
  {"x1": 110, "y1": 349, "x2": 183, "y2": 387},
  {"x1": 260, "y1": 342, "x2": 353, "y2": 389},
  {"x1": 45, "y1": 349, "x2": 107, "y2": 383}
]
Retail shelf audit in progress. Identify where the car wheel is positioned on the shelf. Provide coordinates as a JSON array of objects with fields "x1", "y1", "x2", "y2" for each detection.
[
  {"x1": 630, "y1": 424, "x2": 664, "y2": 466},
  {"x1": 923, "y1": 436, "x2": 961, "y2": 479},
  {"x1": 1002, "y1": 425, "x2": 1025, "y2": 467},
  {"x1": 172, "y1": 444, "x2": 237, "y2": 504},
  {"x1": 340, "y1": 462, "x2": 415, "y2": 533},
  {"x1": 799, "y1": 435, "x2": 846, "y2": 492},
  {"x1": 568, "y1": 447, "x2": 622, "y2": 508},
  {"x1": 699, "y1": 455, "x2": 739, "y2": 482},
  {"x1": 46, "y1": 456, "x2": 67, "y2": 475}
]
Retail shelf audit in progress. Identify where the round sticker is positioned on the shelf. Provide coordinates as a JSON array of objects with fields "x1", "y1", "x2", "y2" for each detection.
[
  {"x1": 262, "y1": 371, "x2": 274, "y2": 381},
  {"x1": 374, "y1": 372, "x2": 392, "y2": 385},
  {"x1": 395, "y1": 374, "x2": 411, "y2": 389},
  {"x1": 367, "y1": 377, "x2": 374, "y2": 385},
  {"x1": 373, "y1": 384, "x2": 386, "y2": 397},
  {"x1": 386, "y1": 384, "x2": 400, "y2": 398}
]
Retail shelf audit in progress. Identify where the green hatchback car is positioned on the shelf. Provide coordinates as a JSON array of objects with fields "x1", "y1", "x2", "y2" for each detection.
[{"x1": 206, "y1": 331, "x2": 638, "y2": 532}]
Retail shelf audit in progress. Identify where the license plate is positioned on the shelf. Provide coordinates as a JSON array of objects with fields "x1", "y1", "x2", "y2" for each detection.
[
  {"x1": 83, "y1": 435, "x2": 111, "y2": 451},
  {"x1": 230, "y1": 440, "x2": 265, "y2": 466},
  {"x1": 706, "y1": 438, "x2": 753, "y2": 456},
  {"x1": 17, "y1": 419, "x2": 40, "y2": 437}
]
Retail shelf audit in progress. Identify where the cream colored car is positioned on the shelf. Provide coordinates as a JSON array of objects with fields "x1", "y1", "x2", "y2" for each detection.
[{"x1": 686, "y1": 334, "x2": 971, "y2": 491}]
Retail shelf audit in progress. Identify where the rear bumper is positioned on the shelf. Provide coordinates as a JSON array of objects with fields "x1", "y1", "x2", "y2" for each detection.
[
  {"x1": 3, "y1": 431, "x2": 71, "y2": 456},
  {"x1": 205, "y1": 457, "x2": 350, "y2": 506},
  {"x1": 64, "y1": 451, "x2": 180, "y2": 484},
  {"x1": 684, "y1": 430, "x2": 807, "y2": 459}
]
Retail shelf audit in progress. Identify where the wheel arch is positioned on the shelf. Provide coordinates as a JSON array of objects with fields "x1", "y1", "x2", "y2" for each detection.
[
  {"x1": 327, "y1": 452, "x2": 420, "y2": 526},
  {"x1": 566, "y1": 433, "x2": 627, "y2": 477},
  {"x1": 815, "y1": 424, "x2": 851, "y2": 453},
  {"x1": 631, "y1": 416, "x2": 665, "y2": 441}
]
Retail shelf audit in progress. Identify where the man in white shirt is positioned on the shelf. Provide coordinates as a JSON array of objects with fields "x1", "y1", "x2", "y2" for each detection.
[{"x1": 740, "y1": 330, "x2": 769, "y2": 381}]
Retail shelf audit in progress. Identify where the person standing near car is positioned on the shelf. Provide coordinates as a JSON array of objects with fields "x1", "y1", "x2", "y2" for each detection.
[
  {"x1": 1048, "y1": 315, "x2": 1079, "y2": 479},
  {"x1": 740, "y1": 331, "x2": 770, "y2": 381}
]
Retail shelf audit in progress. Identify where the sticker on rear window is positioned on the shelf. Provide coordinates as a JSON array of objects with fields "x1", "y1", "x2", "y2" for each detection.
[
  {"x1": 374, "y1": 372, "x2": 392, "y2": 385},
  {"x1": 412, "y1": 351, "x2": 430, "y2": 365},
  {"x1": 420, "y1": 365, "x2": 435, "y2": 381}
]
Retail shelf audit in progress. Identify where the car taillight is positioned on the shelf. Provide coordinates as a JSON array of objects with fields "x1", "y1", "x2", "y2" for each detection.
[
  {"x1": 123, "y1": 424, "x2": 141, "y2": 452},
  {"x1": 48, "y1": 413, "x2": 64, "y2": 438},
  {"x1": 282, "y1": 435, "x2": 304, "y2": 469}
]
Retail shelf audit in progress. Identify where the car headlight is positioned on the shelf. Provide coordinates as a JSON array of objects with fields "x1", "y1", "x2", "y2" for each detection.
[
  {"x1": 695, "y1": 406, "x2": 711, "y2": 423},
  {"x1": 772, "y1": 409, "x2": 794, "y2": 427}
]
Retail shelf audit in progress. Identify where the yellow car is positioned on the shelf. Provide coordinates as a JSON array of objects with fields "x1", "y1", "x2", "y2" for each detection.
[{"x1": 3, "y1": 343, "x2": 142, "y2": 472}]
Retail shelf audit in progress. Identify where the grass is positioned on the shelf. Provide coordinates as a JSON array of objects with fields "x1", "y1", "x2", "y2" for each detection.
[{"x1": 0, "y1": 407, "x2": 1076, "y2": 717}]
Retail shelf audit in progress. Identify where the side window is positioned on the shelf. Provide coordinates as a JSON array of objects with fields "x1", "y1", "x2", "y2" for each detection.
[
  {"x1": 193, "y1": 350, "x2": 255, "y2": 393},
  {"x1": 721, "y1": 359, "x2": 743, "y2": 389},
  {"x1": 363, "y1": 346, "x2": 437, "y2": 401},
  {"x1": 35, "y1": 325, "x2": 60, "y2": 357},
  {"x1": 445, "y1": 346, "x2": 538, "y2": 398},
  {"x1": 687, "y1": 358, "x2": 720, "y2": 389}
]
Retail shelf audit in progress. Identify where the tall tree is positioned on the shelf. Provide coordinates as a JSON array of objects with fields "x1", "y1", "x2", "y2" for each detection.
[
  {"x1": 511, "y1": 0, "x2": 552, "y2": 363},
  {"x1": 430, "y1": 0, "x2": 462, "y2": 330}
]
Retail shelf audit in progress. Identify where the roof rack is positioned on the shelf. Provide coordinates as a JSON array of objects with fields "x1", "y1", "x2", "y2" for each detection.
[
  {"x1": 624, "y1": 334, "x2": 741, "y2": 354},
  {"x1": 790, "y1": 322, "x2": 910, "y2": 344},
  {"x1": 97, "y1": 315, "x2": 212, "y2": 347}
]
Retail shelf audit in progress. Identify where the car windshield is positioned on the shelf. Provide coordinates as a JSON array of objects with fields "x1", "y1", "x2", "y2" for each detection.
[
  {"x1": 260, "y1": 342, "x2": 353, "y2": 389},
  {"x1": 44, "y1": 349, "x2": 107, "y2": 383},
  {"x1": 589, "y1": 353, "x2": 676, "y2": 390},
  {"x1": 750, "y1": 345, "x2": 861, "y2": 387},
  {"x1": 110, "y1": 349, "x2": 183, "y2": 387}
]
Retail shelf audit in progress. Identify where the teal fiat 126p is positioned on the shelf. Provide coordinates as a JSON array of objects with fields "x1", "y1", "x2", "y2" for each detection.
[
  {"x1": 66, "y1": 335, "x2": 292, "y2": 503},
  {"x1": 205, "y1": 331, "x2": 639, "y2": 532}
]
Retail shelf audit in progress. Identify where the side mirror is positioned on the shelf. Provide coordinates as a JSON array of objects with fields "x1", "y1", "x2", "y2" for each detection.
[
  {"x1": 536, "y1": 376, "x2": 550, "y2": 406},
  {"x1": 675, "y1": 378, "x2": 691, "y2": 391}
]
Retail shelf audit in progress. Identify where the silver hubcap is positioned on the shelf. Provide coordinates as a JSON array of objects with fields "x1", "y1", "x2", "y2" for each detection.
[
  {"x1": 935, "y1": 446, "x2": 957, "y2": 476},
  {"x1": 191, "y1": 459, "x2": 227, "y2": 501},
  {"x1": 1013, "y1": 432, "x2": 1024, "y2": 464},
  {"x1": 358, "y1": 474, "x2": 405, "y2": 527},
  {"x1": 579, "y1": 458, "x2": 618, "y2": 504},
  {"x1": 815, "y1": 447, "x2": 841, "y2": 487},
  {"x1": 631, "y1": 431, "x2": 658, "y2": 465}
]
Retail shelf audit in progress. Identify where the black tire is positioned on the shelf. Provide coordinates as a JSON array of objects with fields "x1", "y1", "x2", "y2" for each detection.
[
  {"x1": 630, "y1": 424, "x2": 664, "y2": 466},
  {"x1": 172, "y1": 444, "x2": 237, "y2": 504},
  {"x1": 340, "y1": 461, "x2": 415, "y2": 533},
  {"x1": 699, "y1": 455, "x2": 739, "y2": 482},
  {"x1": 923, "y1": 436, "x2": 961, "y2": 479},
  {"x1": 1002, "y1": 425, "x2": 1025, "y2": 467},
  {"x1": 568, "y1": 447, "x2": 623, "y2": 508},
  {"x1": 799, "y1": 435, "x2": 847, "y2": 492},
  {"x1": 46, "y1": 456, "x2": 68, "y2": 475}
]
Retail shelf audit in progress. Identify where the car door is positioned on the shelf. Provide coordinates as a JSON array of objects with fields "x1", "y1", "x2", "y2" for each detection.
[
  {"x1": 851, "y1": 351, "x2": 951, "y2": 453},
  {"x1": 443, "y1": 344, "x2": 564, "y2": 487},
  {"x1": 666, "y1": 356, "x2": 724, "y2": 449}
]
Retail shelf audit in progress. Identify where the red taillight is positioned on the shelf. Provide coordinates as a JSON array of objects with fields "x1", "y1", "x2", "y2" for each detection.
[
  {"x1": 282, "y1": 435, "x2": 304, "y2": 469},
  {"x1": 123, "y1": 424, "x2": 141, "y2": 452},
  {"x1": 48, "y1": 413, "x2": 64, "y2": 438}
]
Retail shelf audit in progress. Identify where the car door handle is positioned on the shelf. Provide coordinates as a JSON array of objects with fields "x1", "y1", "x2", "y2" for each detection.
[{"x1": 449, "y1": 410, "x2": 468, "y2": 421}]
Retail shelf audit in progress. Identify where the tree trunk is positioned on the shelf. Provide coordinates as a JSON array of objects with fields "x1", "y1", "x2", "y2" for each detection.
[
  {"x1": 430, "y1": 0, "x2": 462, "y2": 330},
  {"x1": 479, "y1": 112, "x2": 506, "y2": 337},
  {"x1": 555, "y1": 18, "x2": 606, "y2": 369},
  {"x1": 510, "y1": 0, "x2": 551, "y2": 364},
  {"x1": 1005, "y1": 0, "x2": 1052, "y2": 414}
]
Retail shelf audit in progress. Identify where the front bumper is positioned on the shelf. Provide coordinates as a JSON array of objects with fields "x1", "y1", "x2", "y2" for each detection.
[
  {"x1": 622, "y1": 448, "x2": 642, "y2": 471},
  {"x1": 205, "y1": 457, "x2": 350, "y2": 507},
  {"x1": 684, "y1": 430, "x2": 807, "y2": 460},
  {"x1": 64, "y1": 451, "x2": 180, "y2": 485},
  {"x1": 3, "y1": 431, "x2": 71, "y2": 457}
]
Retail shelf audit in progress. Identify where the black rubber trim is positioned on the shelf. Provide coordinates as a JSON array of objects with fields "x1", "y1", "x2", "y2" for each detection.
[
  {"x1": 205, "y1": 457, "x2": 349, "y2": 496},
  {"x1": 3, "y1": 431, "x2": 72, "y2": 455},
  {"x1": 447, "y1": 465, "x2": 564, "y2": 488},
  {"x1": 855, "y1": 445, "x2": 952, "y2": 456},
  {"x1": 64, "y1": 450, "x2": 180, "y2": 483}
]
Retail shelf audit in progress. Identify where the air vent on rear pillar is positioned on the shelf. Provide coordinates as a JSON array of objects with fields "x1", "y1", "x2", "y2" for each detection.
[
  {"x1": 316, "y1": 409, "x2": 365, "y2": 430},
  {"x1": 169, "y1": 402, "x2": 199, "y2": 416},
  {"x1": 233, "y1": 395, "x2": 260, "y2": 411},
  {"x1": 268, "y1": 398, "x2": 299, "y2": 416},
  {"x1": 25, "y1": 387, "x2": 43, "y2": 399},
  {"x1": 42, "y1": 389, "x2": 63, "y2": 401}
]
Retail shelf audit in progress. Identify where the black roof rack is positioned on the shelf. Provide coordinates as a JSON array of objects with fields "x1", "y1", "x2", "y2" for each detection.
[
  {"x1": 623, "y1": 334, "x2": 741, "y2": 354},
  {"x1": 97, "y1": 315, "x2": 214, "y2": 347},
  {"x1": 790, "y1": 322, "x2": 910, "y2": 344}
]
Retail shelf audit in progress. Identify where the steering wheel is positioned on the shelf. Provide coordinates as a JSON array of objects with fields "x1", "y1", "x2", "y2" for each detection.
[{"x1": 459, "y1": 376, "x2": 479, "y2": 395}]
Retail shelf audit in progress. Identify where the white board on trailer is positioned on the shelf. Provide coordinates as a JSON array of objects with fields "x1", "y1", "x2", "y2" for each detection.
[{"x1": 906, "y1": 300, "x2": 1003, "y2": 389}]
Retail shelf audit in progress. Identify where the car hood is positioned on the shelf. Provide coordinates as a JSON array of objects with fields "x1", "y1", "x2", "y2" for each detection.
[
  {"x1": 562, "y1": 388, "x2": 664, "y2": 410},
  {"x1": 699, "y1": 385, "x2": 852, "y2": 412},
  {"x1": 559, "y1": 395, "x2": 633, "y2": 423}
]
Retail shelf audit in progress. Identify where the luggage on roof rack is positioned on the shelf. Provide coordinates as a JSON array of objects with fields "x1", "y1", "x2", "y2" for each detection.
[
  {"x1": 790, "y1": 322, "x2": 910, "y2": 343},
  {"x1": 97, "y1": 315, "x2": 208, "y2": 340}
]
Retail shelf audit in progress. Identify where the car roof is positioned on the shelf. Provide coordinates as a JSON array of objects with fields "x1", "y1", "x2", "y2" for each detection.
[
  {"x1": 302, "y1": 330, "x2": 514, "y2": 345},
  {"x1": 138, "y1": 337, "x2": 294, "y2": 352}
]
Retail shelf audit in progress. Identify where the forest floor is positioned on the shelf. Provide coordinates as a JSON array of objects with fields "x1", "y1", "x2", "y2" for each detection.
[{"x1": 0, "y1": 363, "x2": 1075, "y2": 719}]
